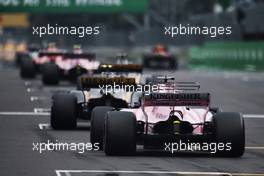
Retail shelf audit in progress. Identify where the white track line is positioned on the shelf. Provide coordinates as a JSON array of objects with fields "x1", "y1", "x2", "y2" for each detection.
[
  {"x1": 0, "y1": 112, "x2": 50, "y2": 116},
  {"x1": 26, "y1": 88, "x2": 35, "y2": 92},
  {"x1": 0, "y1": 108, "x2": 51, "y2": 116},
  {"x1": 30, "y1": 96, "x2": 49, "y2": 102},
  {"x1": 33, "y1": 108, "x2": 51, "y2": 113},
  {"x1": 38, "y1": 123, "x2": 51, "y2": 130},
  {"x1": 55, "y1": 170, "x2": 264, "y2": 176},
  {"x1": 243, "y1": 114, "x2": 264, "y2": 118},
  {"x1": 245, "y1": 147, "x2": 264, "y2": 150}
]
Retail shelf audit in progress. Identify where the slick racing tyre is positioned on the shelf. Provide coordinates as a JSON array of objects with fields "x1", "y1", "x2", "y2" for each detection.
[
  {"x1": 90, "y1": 106, "x2": 113, "y2": 150},
  {"x1": 76, "y1": 77, "x2": 82, "y2": 90},
  {"x1": 51, "y1": 94, "x2": 77, "y2": 130},
  {"x1": 20, "y1": 58, "x2": 36, "y2": 78},
  {"x1": 42, "y1": 63, "x2": 60, "y2": 85},
  {"x1": 169, "y1": 59, "x2": 177, "y2": 69},
  {"x1": 143, "y1": 58, "x2": 150, "y2": 68},
  {"x1": 16, "y1": 53, "x2": 26, "y2": 67},
  {"x1": 145, "y1": 77, "x2": 154, "y2": 84},
  {"x1": 213, "y1": 112, "x2": 245, "y2": 157},
  {"x1": 104, "y1": 111, "x2": 136, "y2": 156}
]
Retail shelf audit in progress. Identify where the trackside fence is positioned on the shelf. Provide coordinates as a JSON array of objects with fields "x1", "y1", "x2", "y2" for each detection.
[{"x1": 189, "y1": 42, "x2": 264, "y2": 71}]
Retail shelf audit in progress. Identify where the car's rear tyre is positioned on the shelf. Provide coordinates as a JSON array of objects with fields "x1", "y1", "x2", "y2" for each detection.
[
  {"x1": 16, "y1": 53, "x2": 26, "y2": 67},
  {"x1": 104, "y1": 111, "x2": 136, "y2": 156},
  {"x1": 51, "y1": 94, "x2": 77, "y2": 130},
  {"x1": 90, "y1": 106, "x2": 113, "y2": 150},
  {"x1": 143, "y1": 58, "x2": 149, "y2": 68},
  {"x1": 42, "y1": 63, "x2": 60, "y2": 85},
  {"x1": 169, "y1": 59, "x2": 177, "y2": 69},
  {"x1": 213, "y1": 112, "x2": 245, "y2": 157},
  {"x1": 145, "y1": 77, "x2": 154, "y2": 84},
  {"x1": 20, "y1": 58, "x2": 36, "y2": 78},
  {"x1": 76, "y1": 77, "x2": 82, "y2": 90}
]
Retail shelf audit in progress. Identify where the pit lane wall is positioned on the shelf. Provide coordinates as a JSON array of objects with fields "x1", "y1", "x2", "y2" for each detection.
[{"x1": 189, "y1": 42, "x2": 264, "y2": 71}]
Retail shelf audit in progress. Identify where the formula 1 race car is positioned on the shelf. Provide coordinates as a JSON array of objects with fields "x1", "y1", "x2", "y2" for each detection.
[
  {"x1": 40, "y1": 52, "x2": 99, "y2": 85},
  {"x1": 20, "y1": 50, "x2": 99, "y2": 85},
  {"x1": 90, "y1": 78, "x2": 245, "y2": 157},
  {"x1": 77, "y1": 63, "x2": 142, "y2": 90},
  {"x1": 19, "y1": 44, "x2": 99, "y2": 85},
  {"x1": 50, "y1": 63, "x2": 143, "y2": 130},
  {"x1": 143, "y1": 44, "x2": 178, "y2": 69},
  {"x1": 19, "y1": 42, "x2": 61, "y2": 78}
]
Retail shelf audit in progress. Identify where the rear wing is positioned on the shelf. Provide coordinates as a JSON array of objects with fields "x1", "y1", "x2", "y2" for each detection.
[
  {"x1": 144, "y1": 93, "x2": 210, "y2": 107},
  {"x1": 38, "y1": 51, "x2": 65, "y2": 57},
  {"x1": 144, "y1": 53, "x2": 173, "y2": 59},
  {"x1": 148, "y1": 76, "x2": 200, "y2": 91},
  {"x1": 38, "y1": 52, "x2": 95, "y2": 59},
  {"x1": 63, "y1": 53, "x2": 95, "y2": 59},
  {"x1": 156, "y1": 82, "x2": 200, "y2": 91},
  {"x1": 97, "y1": 64, "x2": 142, "y2": 73},
  {"x1": 79, "y1": 76, "x2": 137, "y2": 89}
]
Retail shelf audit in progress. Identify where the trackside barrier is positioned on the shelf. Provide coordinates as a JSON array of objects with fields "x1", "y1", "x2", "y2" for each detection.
[{"x1": 189, "y1": 42, "x2": 264, "y2": 71}]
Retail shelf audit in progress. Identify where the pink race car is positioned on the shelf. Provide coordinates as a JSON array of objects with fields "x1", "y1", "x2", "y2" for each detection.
[
  {"x1": 20, "y1": 50, "x2": 99, "y2": 84},
  {"x1": 90, "y1": 79, "x2": 245, "y2": 157},
  {"x1": 19, "y1": 43, "x2": 62, "y2": 78},
  {"x1": 20, "y1": 44, "x2": 100, "y2": 85},
  {"x1": 40, "y1": 52, "x2": 99, "y2": 85}
]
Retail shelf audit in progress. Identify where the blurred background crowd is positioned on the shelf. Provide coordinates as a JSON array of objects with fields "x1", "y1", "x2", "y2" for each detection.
[{"x1": 0, "y1": 0, "x2": 263, "y2": 70}]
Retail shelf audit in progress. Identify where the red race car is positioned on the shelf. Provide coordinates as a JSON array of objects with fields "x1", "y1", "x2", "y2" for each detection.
[{"x1": 143, "y1": 44, "x2": 178, "y2": 69}]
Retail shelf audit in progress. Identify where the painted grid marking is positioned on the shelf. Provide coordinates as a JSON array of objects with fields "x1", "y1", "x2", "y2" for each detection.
[{"x1": 55, "y1": 170, "x2": 264, "y2": 176}]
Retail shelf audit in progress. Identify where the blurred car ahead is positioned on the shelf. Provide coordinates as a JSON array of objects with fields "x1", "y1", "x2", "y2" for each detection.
[
  {"x1": 19, "y1": 43, "x2": 62, "y2": 78},
  {"x1": 143, "y1": 44, "x2": 178, "y2": 69},
  {"x1": 20, "y1": 45, "x2": 100, "y2": 85},
  {"x1": 41, "y1": 52, "x2": 99, "y2": 85},
  {"x1": 50, "y1": 63, "x2": 143, "y2": 131}
]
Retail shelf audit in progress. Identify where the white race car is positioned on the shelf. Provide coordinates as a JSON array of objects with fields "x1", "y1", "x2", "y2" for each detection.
[{"x1": 50, "y1": 64, "x2": 143, "y2": 130}]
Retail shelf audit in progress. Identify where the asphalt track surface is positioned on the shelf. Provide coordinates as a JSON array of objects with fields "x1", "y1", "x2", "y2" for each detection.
[{"x1": 0, "y1": 67, "x2": 264, "y2": 176}]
